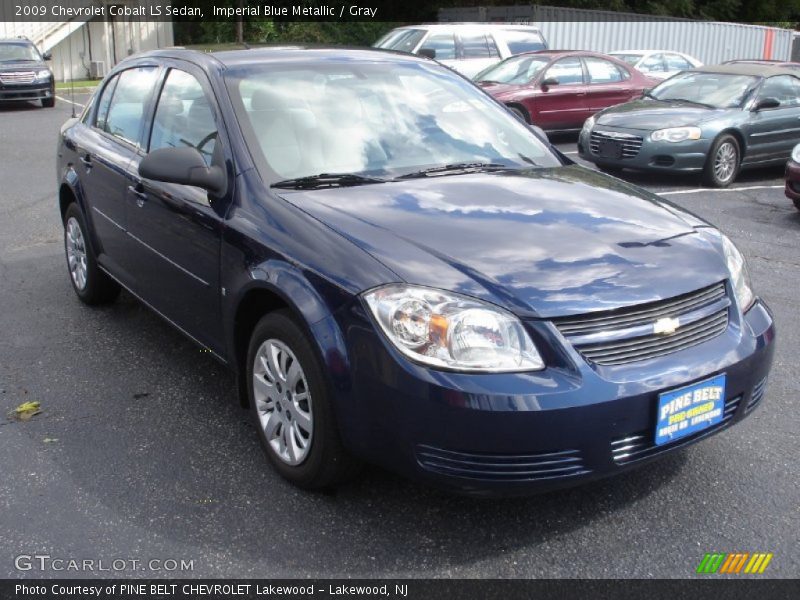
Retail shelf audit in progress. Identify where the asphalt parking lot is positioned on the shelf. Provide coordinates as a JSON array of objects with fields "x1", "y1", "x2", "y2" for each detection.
[{"x1": 0, "y1": 93, "x2": 797, "y2": 579}]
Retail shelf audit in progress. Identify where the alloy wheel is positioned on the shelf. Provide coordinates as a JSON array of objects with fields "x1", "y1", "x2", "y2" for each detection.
[
  {"x1": 65, "y1": 217, "x2": 88, "y2": 290},
  {"x1": 252, "y1": 339, "x2": 314, "y2": 466},
  {"x1": 713, "y1": 142, "x2": 737, "y2": 184}
]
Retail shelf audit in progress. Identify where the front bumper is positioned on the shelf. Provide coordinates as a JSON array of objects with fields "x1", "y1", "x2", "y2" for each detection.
[
  {"x1": 0, "y1": 82, "x2": 54, "y2": 102},
  {"x1": 338, "y1": 299, "x2": 775, "y2": 496},
  {"x1": 785, "y1": 160, "x2": 800, "y2": 202},
  {"x1": 578, "y1": 126, "x2": 711, "y2": 173}
]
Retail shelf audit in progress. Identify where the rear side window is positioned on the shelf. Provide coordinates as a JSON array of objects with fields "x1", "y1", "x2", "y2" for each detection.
[
  {"x1": 419, "y1": 33, "x2": 456, "y2": 61},
  {"x1": 102, "y1": 67, "x2": 159, "y2": 147},
  {"x1": 665, "y1": 54, "x2": 692, "y2": 70},
  {"x1": 584, "y1": 57, "x2": 626, "y2": 83},
  {"x1": 459, "y1": 32, "x2": 497, "y2": 58},
  {"x1": 93, "y1": 75, "x2": 119, "y2": 130},
  {"x1": 149, "y1": 69, "x2": 217, "y2": 166},
  {"x1": 501, "y1": 30, "x2": 547, "y2": 55}
]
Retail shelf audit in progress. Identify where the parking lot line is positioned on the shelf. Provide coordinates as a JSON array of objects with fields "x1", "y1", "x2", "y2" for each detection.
[
  {"x1": 659, "y1": 185, "x2": 783, "y2": 196},
  {"x1": 55, "y1": 95, "x2": 84, "y2": 108}
]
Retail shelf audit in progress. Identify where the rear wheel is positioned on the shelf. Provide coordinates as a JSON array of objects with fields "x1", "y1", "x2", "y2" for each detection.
[
  {"x1": 703, "y1": 134, "x2": 740, "y2": 188},
  {"x1": 247, "y1": 310, "x2": 359, "y2": 490},
  {"x1": 63, "y1": 204, "x2": 120, "y2": 304},
  {"x1": 793, "y1": 197, "x2": 800, "y2": 212}
]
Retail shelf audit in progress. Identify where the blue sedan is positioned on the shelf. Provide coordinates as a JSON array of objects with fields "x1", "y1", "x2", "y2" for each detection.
[{"x1": 56, "y1": 47, "x2": 774, "y2": 495}]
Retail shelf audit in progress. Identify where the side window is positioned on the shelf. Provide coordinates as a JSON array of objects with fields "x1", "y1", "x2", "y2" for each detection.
[
  {"x1": 544, "y1": 57, "x2": 584, "y2": 85},
  {"x1": 665, "y1": 54, "x2": 692, "y2": 70},
  {"x1": 639, "y1": 54, "x2": 666, "y2": 73},
  {"x1": 102, "y1": 67, "x2": 159, "y2": 146},
  {"x1": 93, "y1": 75, "x2": 119, "y2": 130},
  {"x1": 149, "y1": 69, "x2": 217, "y2": 166},
  {"x1": 501, "y1": 30, "x2": 547, "y2": 55},
  {"x1": 757, "y1": 76, "x2": 800, "y2": 108},
  {"x1": 419, "y1": 33, "x2": 456, "y2": 61},
  {"x1": 585, "y1": 57, "x2": 624, "y2": 84},
  {"x1": 459, "y1": 32, "x2": 494, "y2": 59}
]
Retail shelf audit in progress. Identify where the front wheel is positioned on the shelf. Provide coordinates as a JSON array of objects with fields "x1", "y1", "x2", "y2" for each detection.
[
  {"x1": 42, "y1": 96, "x2": 55, "y2": 108},
  {"x1": 63, "y1": 204, "x2": 120, "y2": 304},
  {"x1": 703, "y1": 134, "x2": 740, "y2": 188},
  {"x1": 247, "y1": 310, "x2": 359, "y2": 490}
]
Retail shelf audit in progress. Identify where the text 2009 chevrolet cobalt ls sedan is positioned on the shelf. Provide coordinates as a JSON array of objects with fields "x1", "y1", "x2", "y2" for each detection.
[{"x1": 57, "y1": 47, "x2": 774, "y2": 495}]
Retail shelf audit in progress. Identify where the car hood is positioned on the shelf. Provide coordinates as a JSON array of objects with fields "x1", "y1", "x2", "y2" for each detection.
[
  {"x1": 0, "y1": 60, "x2": 46, "y2": 71},
  {"x1": 278, "y1": 166, "x2": 728, "y2": 318},
  {"x1": 596, "y1": 99, "x2": 730, "y2": 130}
]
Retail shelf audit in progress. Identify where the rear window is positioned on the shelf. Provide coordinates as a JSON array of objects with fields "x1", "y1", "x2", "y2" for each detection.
[{"x1": 500, "y1": 30, "x2": 547, "y2": 55}]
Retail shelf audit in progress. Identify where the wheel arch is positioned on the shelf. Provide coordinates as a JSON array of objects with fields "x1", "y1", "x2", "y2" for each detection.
[
  {"x1": 505, "y1": 102, "x2": 530, "y2": 124},
  {"x1": 717, "y1": 128, "x2": 746, "y2": 157}
]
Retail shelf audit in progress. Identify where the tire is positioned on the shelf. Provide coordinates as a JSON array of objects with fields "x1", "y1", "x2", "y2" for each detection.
[
  {"x1": 42, "y1": 97, "x2": 55, "y2": 108},
  {"x1": 506, "y1": 105, "x2": 528, "y2": 123},
  {"x1": 63, "y1": 203, "x2": 120, "y2": 305},
  {"x1": 703, "y1": 134, "x2": 740, "y2": 188},
  {"x1": 247, "y1": 310, "x2": 359, "y2": 490},
  {"x1": 793, "y1": 197, "x2": 800, "y2": 212}
]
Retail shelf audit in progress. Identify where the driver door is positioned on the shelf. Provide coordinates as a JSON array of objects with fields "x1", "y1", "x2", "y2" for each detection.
[
  {"x1": 533, "y1": 57, "x2": 588, "y2": 130},
  {"x1": 124, "y1": 65, "x2": 227, "y2": 353}
]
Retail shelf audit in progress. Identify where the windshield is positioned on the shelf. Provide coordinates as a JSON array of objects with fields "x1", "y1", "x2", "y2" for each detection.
[
  {"x1": 649, "y1": 72, "x2": 758, "y2": 108},
  {"x1": 474, "y1": 55, "x2": 551, "y2": 84},
  {"x1": 611, "y1": 53, "x2": 644, "y2": 66},
  {"x1": 226, "y1": 60, "x2": 560, "y2": 182},
  {"x1": 373, "y1": 29, "x2": 426, "y2": 53},
  {"x1": 0, "y1": 43, "x2": 41, "y2": 62}
]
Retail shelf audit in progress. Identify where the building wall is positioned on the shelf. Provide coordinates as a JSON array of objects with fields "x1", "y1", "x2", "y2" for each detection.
[{"x1": 438, "y1": 4, "x2": 793, "y2": 64}]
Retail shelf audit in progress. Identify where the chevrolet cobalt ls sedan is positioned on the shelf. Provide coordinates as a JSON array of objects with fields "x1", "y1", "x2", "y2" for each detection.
[{"x1": 57, "y1": 48, "x2": 774, "y2": 495}]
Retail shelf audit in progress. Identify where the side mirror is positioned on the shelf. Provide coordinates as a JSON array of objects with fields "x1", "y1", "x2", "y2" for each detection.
[
  {"x1": 540, "y1": 77, "x2": 559, "y2": 89},
  {"x1": 417, "y1": 48, "x2": 436, "y2": 60},
  {"x1": 139, "y1": 147, "x2": 226, "y2": 196},
  {"x1": 42, "y1": 51, "x2": 52, "y2": 61},
  {"x1": 753, "y1": 97, "x2": 780, "y2": 111}
]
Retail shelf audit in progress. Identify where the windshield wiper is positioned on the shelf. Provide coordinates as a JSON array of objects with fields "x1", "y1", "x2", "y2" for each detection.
[
  {"x1": 271, "y1": 173, "x2": 386, "y2": 190},
  {"x1": 395, "y1": 162, "x2": 515, "y2": 180},
  {"x1": 665, "y1": 98, "x2": 715, "y2": 109}
]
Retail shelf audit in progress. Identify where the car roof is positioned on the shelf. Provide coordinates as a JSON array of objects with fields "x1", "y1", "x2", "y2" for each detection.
[
  {"x1": 694, "y1": 63, "x2": 800, "y2": 77},
  {"x1": 0, "y1": 38, "x2": 34, "y2": 45},
  {"x1": 389, "y1": 23, "x2": 542, "y2": 31},
  {"x1": 131, "y1": 45, "x2": 430, "y2": 69}
]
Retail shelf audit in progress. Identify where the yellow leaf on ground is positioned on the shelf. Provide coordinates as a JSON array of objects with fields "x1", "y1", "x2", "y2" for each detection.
[{"x1": 10, "y1": 401, "x2": 41, "y2": 421}]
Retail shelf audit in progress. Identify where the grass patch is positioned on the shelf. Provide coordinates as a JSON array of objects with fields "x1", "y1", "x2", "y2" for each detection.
[{"x1": 56, "y1": 79, "x2": 100, "y2": 89}]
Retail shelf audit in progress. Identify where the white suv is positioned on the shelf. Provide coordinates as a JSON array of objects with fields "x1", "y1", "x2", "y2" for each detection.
[{"x1": 373, "y1": 23, "x2": 548, "y2": 78}]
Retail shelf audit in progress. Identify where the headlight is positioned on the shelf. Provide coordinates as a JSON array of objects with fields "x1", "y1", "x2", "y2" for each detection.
[
  {"x1": 720, "y1": 234, "x2": 755, "y2": 312},
  {"x1": 363, "y1": 284, "x2": 544, "y2": 372},
  {"x1": 582, "y1": 115, "x2": 596, "y2": 133},
  {"x1": 650, "y1": 126, "x2": 701, "y2": 142},
  {"x1": 35, "y1": 69, "x2": 51, "y2": 81},
  {"x1": 791, "y1": 144, "x2": 800, "y2": 164}
]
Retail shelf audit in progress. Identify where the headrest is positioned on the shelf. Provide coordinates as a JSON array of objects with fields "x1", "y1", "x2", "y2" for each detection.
[{"x1": 250, "y1": 87, "x2": 290, "y2": 111}]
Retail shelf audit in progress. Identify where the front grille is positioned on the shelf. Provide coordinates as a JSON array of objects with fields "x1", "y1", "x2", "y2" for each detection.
[
  {"x1": 611, "y1": 394, "x2": 742, "y2": 465},
  {"x1": 416, "y1": 445, "x2": 590, "y2": 482},
  {"x1": 0, "y1": 71, "x2": 36, "y2": 85},
  {"x1": 745, "y1": 377, "x2": 768, "y2": 413},
  {"x1": 590, "y1": 130, "x2": 644, "y2": 158},
  {"x1": 554, "y1": 282, "x2": 729, "y2": 366}
]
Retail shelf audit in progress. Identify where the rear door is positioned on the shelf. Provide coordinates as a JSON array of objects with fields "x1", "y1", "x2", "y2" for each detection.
[
  {"x1": 124, "y1": 63, "x2": 229, "y2": 353},
  {"x1": 532, "y1": 57, "x2": 587, "y2": 130},
  {"x1": 71, "y1": 66, "x2": 160, "y2": 282},
  {"x1": 583, "y1": 56, "x2": 635, "y2": 112},
  {"x1": 743, "y1": 75, "x2": 800, "y2": 162}
]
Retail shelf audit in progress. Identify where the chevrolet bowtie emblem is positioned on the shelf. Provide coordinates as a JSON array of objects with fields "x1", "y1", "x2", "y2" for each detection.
[{"x1": 653, "y1": 317, "x2": 680, "y2": 335}]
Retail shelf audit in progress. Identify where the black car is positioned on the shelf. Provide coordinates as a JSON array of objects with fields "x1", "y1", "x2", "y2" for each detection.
[
  {"x1": 56, "y1": 48, "x2": 774, "y2": 495},
  {"x1": 0, "y1": 38, "x2": 55, "y2": 107}
]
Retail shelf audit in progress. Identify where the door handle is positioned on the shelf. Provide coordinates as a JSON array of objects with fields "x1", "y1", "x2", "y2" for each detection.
[{"x1": 128, "y1": 184, "x2": 148, "y2": 207}]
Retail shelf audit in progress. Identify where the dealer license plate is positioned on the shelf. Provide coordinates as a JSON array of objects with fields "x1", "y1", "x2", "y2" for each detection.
[
  {"x1": 597, "y1": 139, "x2": 623, "y2": 159},
  {"x1": 655, "y1": 374, "x2": 726, "y2": 446}
]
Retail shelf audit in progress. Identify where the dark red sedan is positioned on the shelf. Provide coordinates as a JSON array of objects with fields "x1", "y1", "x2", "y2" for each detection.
[{"x1": 475, "y1": 50, "x2": 657, "y2": 131}]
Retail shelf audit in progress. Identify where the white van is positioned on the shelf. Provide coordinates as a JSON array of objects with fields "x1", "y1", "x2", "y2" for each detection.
[{"x1": 373, "y1": 23, "x2": 548, "y2": 78}]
